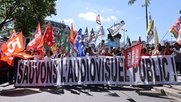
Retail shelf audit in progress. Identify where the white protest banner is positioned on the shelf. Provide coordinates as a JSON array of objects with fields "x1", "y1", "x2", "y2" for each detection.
[{"x1": 15, "y1": 55, "x2": 178, "y2": 87}]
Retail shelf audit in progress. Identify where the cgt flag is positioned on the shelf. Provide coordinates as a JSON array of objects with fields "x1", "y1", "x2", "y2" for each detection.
[
  {"x1": 27, "y1": 22, "x2": 42, "y2": 51},
  {"x1": 1, "y1": 32, "x2": 24, "y2": 54},
  {"x1": 169, "y1": 16, "x2": 181, "y2": 39},
  {"x1": 1, "y1": 32, "x2": 24, "y2": 66}
]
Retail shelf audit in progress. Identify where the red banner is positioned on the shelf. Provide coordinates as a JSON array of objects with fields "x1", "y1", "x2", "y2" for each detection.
[{"x1": 125, "y1": 43, "x2": 142, "y2": 69}]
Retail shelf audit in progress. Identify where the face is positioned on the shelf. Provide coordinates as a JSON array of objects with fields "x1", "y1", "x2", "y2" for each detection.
[{"x1": 105, "y1": 48, "x2": 109, "y2": 52}]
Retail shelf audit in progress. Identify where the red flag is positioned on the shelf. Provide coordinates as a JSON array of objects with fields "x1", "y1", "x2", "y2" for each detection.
[
  {"x1": 37, "y1": 35, "x2": 45, "y2": 59},
  {"x1": 1, "y1": 32, "x2": 24, "y2": 54},
  {"x1": 1, "y1": 32, "x2": 24, "y2": 66},
  {"x1": 70, "y1": 23, "x2": 77, "y2": 45},
  {"x1": 169, "y1": 16, "x2": 181, "y2": 38},
  {"x1": 125, "y1": 43, "x2": 142, "y2": 69},
  {"x1": 26, "y1": 22, "x2": 42, "y2": 51},
  {"x1": 44, "y1": 24, "x2": 55, "y2": 47},
  {"x1": 9, "y1": 29, "x2": 17, "y2": 39}
]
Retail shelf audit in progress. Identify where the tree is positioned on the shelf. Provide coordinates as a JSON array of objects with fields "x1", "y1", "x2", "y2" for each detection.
[
  {"x1": 128, "y1": 0, "x2": 150, "y2": 30},
  {"x1": 0, "y1": 0, "x2": 56, "y2": 36}
]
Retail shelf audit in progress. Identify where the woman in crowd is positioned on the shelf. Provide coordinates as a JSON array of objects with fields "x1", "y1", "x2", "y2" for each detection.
[
  {"x1": 44, "y1": 50, "x2": 53, "y2": 60},
  {"x1": 152, "y1": 43, "x2": 163, "y2": 56}
]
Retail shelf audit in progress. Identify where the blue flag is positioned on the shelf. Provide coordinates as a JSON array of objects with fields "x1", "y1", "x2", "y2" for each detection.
[{"x1": 74, "y1": 29, "x2": 85, "y2": 56}]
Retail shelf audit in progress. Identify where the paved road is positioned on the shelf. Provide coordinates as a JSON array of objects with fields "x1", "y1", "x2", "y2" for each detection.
[{"x1": 0, "y1": 83, "x2": 178, "y2": 102}]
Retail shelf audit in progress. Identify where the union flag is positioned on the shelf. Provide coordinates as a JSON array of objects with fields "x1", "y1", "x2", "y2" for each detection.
[
  {"x1": 26, "y1": 22, "x2": 42, "y2": 51},
  {"x1": 43, "y1": 24, "x2": 55, "y2": 47},
  {"x1": 1, "y1": 32, "x2": 24, "y2": 66}
]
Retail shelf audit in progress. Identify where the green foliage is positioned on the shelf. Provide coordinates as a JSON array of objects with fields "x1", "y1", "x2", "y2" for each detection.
[
  {"x1": 128, "y1": 0, "x2": 150, "y2": 7},
  {"x1": 0, "y1": 0, "x2": 57, "y2": 36},
  {"x1": 128, "y1": 0, "x2": 136, "y2": 5}
]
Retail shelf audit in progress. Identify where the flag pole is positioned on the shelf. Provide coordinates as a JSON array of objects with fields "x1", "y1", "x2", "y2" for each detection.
[
  {"x1": 122, "y1": 29, "x2": 127, "y2": 48},
  {"x1": 160, "y1": 31, "x2": 168, "y2": 42}
]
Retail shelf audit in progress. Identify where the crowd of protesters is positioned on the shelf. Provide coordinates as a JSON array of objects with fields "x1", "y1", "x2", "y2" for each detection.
[
  {"x1": 24, "y1": 39, "x2": 181, "y2": 60},
  {"x1": 1, "y1": 37, "x2": 181, "y2": 84}
]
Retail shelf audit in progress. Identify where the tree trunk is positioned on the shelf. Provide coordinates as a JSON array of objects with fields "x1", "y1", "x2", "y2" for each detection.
[
  {"x1": 0, "y1": 19, "x2": 7, "y2": 31},
  {"x1": 0, "y1": 18, "x2": 14, "y2": 31},
  {"x1": 145, "y1": 4, "x2": 148, "y2": 31}
]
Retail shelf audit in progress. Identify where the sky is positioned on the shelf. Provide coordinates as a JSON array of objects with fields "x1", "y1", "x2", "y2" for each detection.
[{"x1": 46, "y1": 0, "x2": 181, "y2": 44}]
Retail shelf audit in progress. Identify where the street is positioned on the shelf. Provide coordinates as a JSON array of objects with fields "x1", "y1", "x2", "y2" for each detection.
[{"x1": 0, "y1": 84, "x2": 178, "y2": 102}]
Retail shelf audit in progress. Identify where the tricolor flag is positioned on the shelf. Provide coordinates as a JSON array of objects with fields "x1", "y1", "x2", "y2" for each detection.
[
  {"x1": 169, "y1": 16, "x2": 181, "y2": 39},
  {"x1": 96, "y1": 14, "x2": 101, "y2": 25}
]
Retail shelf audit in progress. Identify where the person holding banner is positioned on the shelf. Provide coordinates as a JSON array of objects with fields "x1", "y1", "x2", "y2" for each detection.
[
  {"x1": 85, "y1": 47, "x2": 95, "y2": 56},
  {"x1": 44, "y1": 50, "x2": 53, "y2": 60},
  {"x1": 101, "y1": 47, "x2": 112, "y2": 56},
  {"x1": 62, "y1": 50, "x2": 71, "y2": 57},
  {"x1": 172, "y1": 42, "x2": 181, "y2": 56},
  {"x1": 152, "y1": 43, "x2": 163, "y2": 56},
  {"x1": 172, "y1": 42, "x2": 181, "y2": 74},
  {"x1": 34, "y1": 50, "x2": 42, "y2": 60},
  {"x1": 141, "y1": 48, "x2": 151, "y2": 56},
  {"x1": 163, "y1": 42, "x2": 173, "y2": 55}
]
